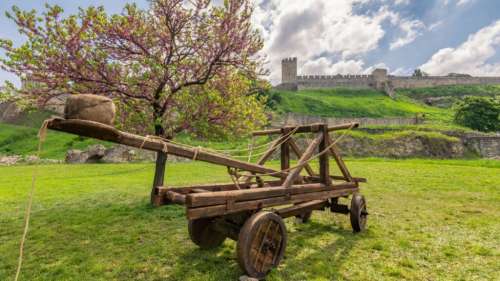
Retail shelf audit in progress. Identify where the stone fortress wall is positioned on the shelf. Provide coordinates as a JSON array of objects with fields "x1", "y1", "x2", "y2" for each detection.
[{"x1": 277, "y1": 57, "x2": 500, "y2": 95}]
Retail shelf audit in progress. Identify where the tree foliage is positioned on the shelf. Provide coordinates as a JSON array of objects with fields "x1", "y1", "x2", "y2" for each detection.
[
  {"x1": 453, "y1": 96, "x2": 500, "y2": 132},
  {"x1": 412, "y1": 69, "x2": 428, "y2": 78},
  {"x1": 0, "y1": 0, "x2": 267, "y2": 137}
]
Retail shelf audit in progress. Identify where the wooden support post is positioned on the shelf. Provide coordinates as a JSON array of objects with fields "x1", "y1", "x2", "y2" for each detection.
[
  {"x1": 319, "y1": 125, "x2": 332, "y2": 186},
  {"x1": 282, "y1": 133, "x2": 323, "y2": 188},
  {"x1": 280, "y1": 128, "x2": 291, "y2": 183},
  {"x1": 151, "y1": 154, "x2": 167, "y2": 206},
  {"x1": 288, "y1": 137, "x2": 316, "y2": 177}
]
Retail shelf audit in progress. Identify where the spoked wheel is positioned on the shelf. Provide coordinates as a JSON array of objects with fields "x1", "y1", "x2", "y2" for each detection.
[
  {"x1": 188, "y1": 218, "x2": 226, "y2": 249},
  {"x1": 350, "y1": 193, "x2": 368, "y2": 232},
  {"x1": 237, "y1": 211, "x2": 287, "y2": 279}
]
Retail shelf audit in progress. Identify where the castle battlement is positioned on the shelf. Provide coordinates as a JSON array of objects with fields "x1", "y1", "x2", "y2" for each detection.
[{"x1": 278, "y1": 57, "x2": 500, "y2": 96}]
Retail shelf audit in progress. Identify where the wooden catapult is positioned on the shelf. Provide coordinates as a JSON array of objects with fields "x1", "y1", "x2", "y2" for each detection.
[{"x1": 47, "y1": 119, "x2": 368, "y2": 279}]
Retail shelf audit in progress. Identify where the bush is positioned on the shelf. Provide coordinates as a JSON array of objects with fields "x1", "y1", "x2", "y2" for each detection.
[{"x1": 453, "y1": 96, "x2": 500, "y2": 132}]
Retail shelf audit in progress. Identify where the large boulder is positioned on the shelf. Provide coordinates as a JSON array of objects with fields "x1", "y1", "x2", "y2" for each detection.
[
  {"x1": 64, "y1": 94, "x2": 116, "y2": 125},
  {"x1": 65, "y1": 149, "x2": 89, "y2": 164},
  {"x1": 101, "y1": 145, "x2": 134, "y2": 163}
]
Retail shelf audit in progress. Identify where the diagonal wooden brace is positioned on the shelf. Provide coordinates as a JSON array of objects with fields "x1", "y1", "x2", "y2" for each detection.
[{"x1": 282, "y1": 133, "x2": 323, "y2": 188}]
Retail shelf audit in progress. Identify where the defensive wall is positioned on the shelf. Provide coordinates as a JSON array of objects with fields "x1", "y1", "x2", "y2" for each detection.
[{"x1": 277, "y1": 57, "x2": 500, "y2": 96}]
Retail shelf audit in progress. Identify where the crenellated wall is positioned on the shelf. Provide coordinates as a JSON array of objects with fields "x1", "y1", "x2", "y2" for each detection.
[
  {"x1": 277, "y1": 57, "x2": 500, "y2": 95},
  {"x1": 295, "y1": 74, "x2": 374, "y2": 90}
]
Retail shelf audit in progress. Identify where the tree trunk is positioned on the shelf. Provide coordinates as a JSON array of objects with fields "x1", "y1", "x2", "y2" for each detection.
[{"x1": 151, "y1": 124, "x2": 168, "y2": 206}]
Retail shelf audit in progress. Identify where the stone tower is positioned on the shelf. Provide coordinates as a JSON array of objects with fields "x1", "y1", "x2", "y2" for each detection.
[{"x1": 281, "y1": 57, "x2": 297, "y2": 83}]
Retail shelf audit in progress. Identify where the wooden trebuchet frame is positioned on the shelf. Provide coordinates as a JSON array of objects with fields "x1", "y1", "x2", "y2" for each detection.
[{"x1": 46, "y1": 118, "x2": 367, "y2": 279}]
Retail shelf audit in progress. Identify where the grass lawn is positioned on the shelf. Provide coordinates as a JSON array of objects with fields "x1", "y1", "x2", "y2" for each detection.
[{"x1": 1, "y1": 159, "x2": 499, "y2": 280}]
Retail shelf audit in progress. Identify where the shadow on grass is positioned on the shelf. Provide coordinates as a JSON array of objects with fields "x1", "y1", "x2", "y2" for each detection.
[{"x1": 167, "y1": 213, "x2": 366, "y2": 280}]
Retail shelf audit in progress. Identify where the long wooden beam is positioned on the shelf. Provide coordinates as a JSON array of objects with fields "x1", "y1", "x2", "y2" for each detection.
[
  {"x1": 187, "y1": 186, "x2": 358, "y2": 219},
  {"x1": 185, "y1": 182, "x2": 357, "y2": 208},
  {"x1": 252, "y1": 122, "x2": 359, "y2": 136},
  {"x1": 47, "y1": 118, "x2": 286, "y2": 178}
]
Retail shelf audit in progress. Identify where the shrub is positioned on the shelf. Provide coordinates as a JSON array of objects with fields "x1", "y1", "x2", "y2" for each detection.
[{"x1": 453, "y1": 96, "x2": 500, "y2": 132}]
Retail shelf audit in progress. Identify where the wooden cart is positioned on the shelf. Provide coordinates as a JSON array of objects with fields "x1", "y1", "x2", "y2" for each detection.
[{"x1": 47, "y1": 119, "x2": 368, "y2": 279}]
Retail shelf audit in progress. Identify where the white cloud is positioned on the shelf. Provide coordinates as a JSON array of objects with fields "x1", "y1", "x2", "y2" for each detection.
[
  {"x1": 443, "y1": 0, "x2": 475, "y2": 6},
  {"x1": 420, "y1": 20, "x2": 500, "y2": 76},
  {"x1": 390, "y1": 19, "x2": 425, "y2": 50},
  {"x1": 301, "y1": 57, "x2": 365, "y2": 74},
  {"x1": 252, "y1": 0, "x2": 409, "y2": 83}
]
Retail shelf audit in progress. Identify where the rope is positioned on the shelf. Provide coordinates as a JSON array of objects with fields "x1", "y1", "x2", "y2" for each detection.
[
  {"x1": 163, "y1": 126, "x2": 299, "y2": 159},
  {"x1": 251, "y1": 123, "x2": 355, "y2": 177},
  {"x1": 139, "y1": 135, "x2": 168, "y2": 153},
  {"x1": 14, "y1": 119, "x2": 50, "y2": 281},
  {"x1": 247, "y1": 136, "x2": 255, "y2": 162}
]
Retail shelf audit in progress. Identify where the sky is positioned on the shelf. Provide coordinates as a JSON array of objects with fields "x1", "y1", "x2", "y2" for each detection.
[{"x1": 1, "y1": 0, "x2": 500, "y2": 86}]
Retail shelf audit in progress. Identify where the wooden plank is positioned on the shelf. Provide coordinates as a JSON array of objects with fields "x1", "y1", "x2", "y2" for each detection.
[
  {"x1": 163, "y1": 180, "x2": 284, "y2": 195},
  {"x1": 47, "y1": 118, "x2": 286, "y2": 178},
  {"x1": 326, "y1": 134, "x2": 353, "y2": 181},
  {"x1": 288, "y1": 138, "x2": 316, "y2": 177},
  {"x1": 186, "y1": 182, "x2": 357, "y2": 208},
  {"x1": 252, "y1": 122, "x2": 359, "y2": 136},
  {"x1": 319, "y1": 125, "x2": 332, "y2": 186},
  {"x1": 280, "y1": 128, "x2": 291, "y2": 183},
  {"x1": 165, "y1": 190, "x2": 186, "y2": 204},
  {"x1": 187, "y1": 187, "x2": 358, "y2": 220},
  {"x1": 282, "y1": 133, "x2": 323, "y2": 188},
  {"x1": 276, "y1": 200, "x2": 328, "y2": 218}
]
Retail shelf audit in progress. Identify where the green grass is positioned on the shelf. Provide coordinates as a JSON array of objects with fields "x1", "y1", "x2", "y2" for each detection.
[
  {"x1": 271, "y1": 88, "x2": 452, "y2": 120},
  {"x1": 1, "y1": 159, "x2": 499, "y2": 280},
  {"x1": 397, "y1": 84, "x2": 500, "y2": 100},
  {"x1": 0, "y1": 123, "x2": 109, "y2": 159}
]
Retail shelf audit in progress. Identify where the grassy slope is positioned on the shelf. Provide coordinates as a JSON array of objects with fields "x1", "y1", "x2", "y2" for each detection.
[
  {"x1": 0, "y1": 159, "x2": 498, "y2": 280},
  {"x1": 271, "y1": 88, "x2": 452, "y2": 120},
  {"x1": 0, "y1": 123, "x2": 109, "y2": 159},
  {"x1": 396, "y1": 84, "x2": 500, "y2": 100}
]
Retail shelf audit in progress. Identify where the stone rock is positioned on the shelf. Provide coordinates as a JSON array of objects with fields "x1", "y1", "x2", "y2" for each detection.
[
  {"x1": 0, "y1": 155, "x2": 21, "y2": 166},
  {"x1": 101, "y1": 145, "x2": 134, "y2": 163},
  {"x1": 0, "y1": 102, "x2": 22, "y2": 123},
  {"x1": 86, "y1": 144, "x2": 106, "y2": 162},
  {"x1": 45, "y1": 94, "x2": 69, "y2": 115},
  {"x1": 64, "y1": 94, "x2": 116, "y2": 125},
  {"x1": 25, "y1": 155, "x2": 40, "y2": 164},
  {"x1": 65, "y1": 149, "x2": 89, "y2": 164}
]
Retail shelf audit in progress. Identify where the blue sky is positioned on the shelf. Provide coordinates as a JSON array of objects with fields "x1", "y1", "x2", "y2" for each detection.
[{"x1": 1, "y1": 0, "x2": 500, "y2": 86}]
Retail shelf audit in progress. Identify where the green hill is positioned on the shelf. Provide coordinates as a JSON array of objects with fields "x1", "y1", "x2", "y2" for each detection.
[{"x1": 269, "y1": 88, "x2": 453, "y2": 123}]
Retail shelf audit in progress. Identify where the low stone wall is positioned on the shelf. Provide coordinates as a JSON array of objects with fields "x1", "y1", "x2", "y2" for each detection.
[
  {"x1": 463, "y1": 136, "x2": 500, "y2": 158},
  {"x1": 272, "y1": 113, "x2": 422, "y2": 127}
]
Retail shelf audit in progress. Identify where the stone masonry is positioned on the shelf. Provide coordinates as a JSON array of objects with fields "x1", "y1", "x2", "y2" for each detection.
[{"x1": 276, "y1": 57, "x2": 500, "y2": 97}]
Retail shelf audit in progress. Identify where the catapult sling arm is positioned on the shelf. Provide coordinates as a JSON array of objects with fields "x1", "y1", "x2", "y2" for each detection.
[{"x1": 46, "y1": 118, "x2": 287, "y2": 178}]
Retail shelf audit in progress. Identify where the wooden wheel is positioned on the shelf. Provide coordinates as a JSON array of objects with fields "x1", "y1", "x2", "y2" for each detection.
[
  {"x1": 350, "y1": 193, "x2": 368, "y2": 232},
  {"x1": 188, "y1": 218, "x2": 226, "y2": 249},
  {"x1": 237, "y1": 211, "x2": 287, "y2": 279}
]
